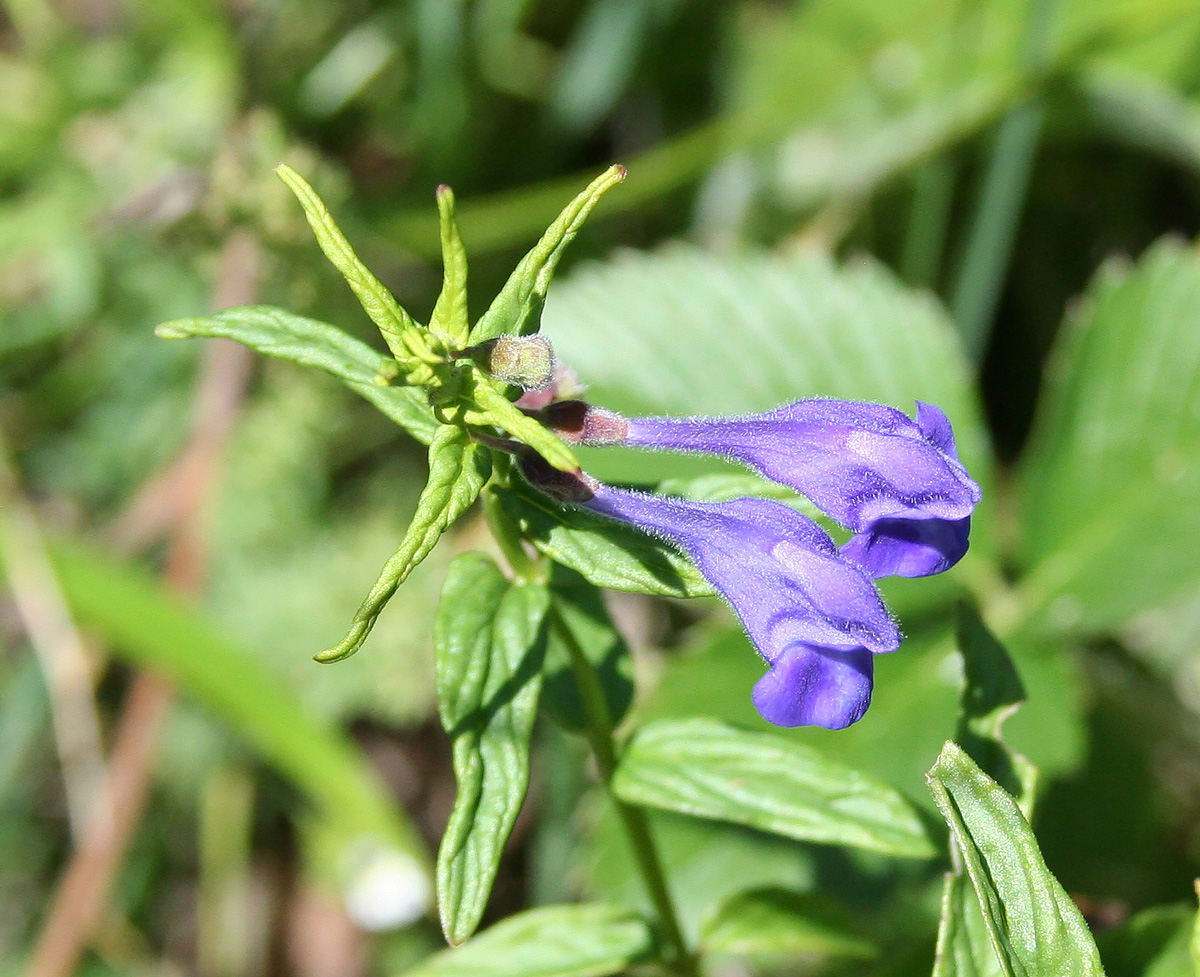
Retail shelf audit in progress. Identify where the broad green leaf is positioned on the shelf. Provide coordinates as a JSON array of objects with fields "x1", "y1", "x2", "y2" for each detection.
[
  {"x1": 933, "y1": 872, "x2": 1005, "y2": 977},
  {"x1": 275, "y1": 163, "x2": 429, "y2": 363},
  {"x1": 612, "y1": 718, "x2": 936, "y2": 858},
  {"x1": 1098, "y1": 903, "x2": 1197, "y2": 977},
  {"x1": 1018, "y1": 239, "x2": 1200, "y2": 637},
  {"x1": 464, "y1": 376, "x2": 578, "y2": 473},
  {"x1": 431, "y1": 185, "x2": 470, "y2": 347},
  {"x1": 926, "y1": 742, "x2": 1105, "y2": 977},
  {"x1": 401, "y1": 903, "x2": 655, "y2": 977},
  {"x1": 470, "y1": 165, "x2": 626, "y2": 344},
  {"x1": 317, "y1": 425, "x2": 490, "y2": 662},
  {"x1": 954, "y1": 605, "x2": 1037, "y2": 813},
  {"x1": 2, "y1": 539, "x2": 430, "y2": 906},
  {"x1": 541, "y1": 246, "x2": 996, "y2": 572},
  {"x1": 155, "y1": 305, "x2": 439, "y2": 445},
  {"x1": 496, "y1": 482, "x2": 713, "y2": 599},
  {"x1": 540, "y1": 566, "x2": 633, "y2": 734},
  {"x1": 435, "y1": 553, "x2": 549, "y2": 944},
  {"x1": 700, "y1": 887, "x2": 876, "y2": 962}
]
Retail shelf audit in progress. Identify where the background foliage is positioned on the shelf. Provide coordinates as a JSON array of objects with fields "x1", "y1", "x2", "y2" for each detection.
[{"x1": 3, "y1": 0, "x2": 1200, "y2": 975}]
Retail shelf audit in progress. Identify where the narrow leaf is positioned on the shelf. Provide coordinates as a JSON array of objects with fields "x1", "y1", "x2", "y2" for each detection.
[
  {"x1": 470, "y1": 165, "x2": 626, "y2": 343},
  {"x1": 155, "y1": 305, "x2": 439, "y2": 444},
  {"x1": 465, "y1": 378, "x2": 578, "y2": 473},
  {"x1": 275, "y1": 164, "x2": 426, "y2": 362},
  {"x1": 933, "y1": 872, "x2": 1005, "y2": 977},
  {"x1": 401, "y1": 903, "x2": 655, "y2": 977},
  {"x1": 431, "y1": 185, "x2": 470, "y2": 347},
  {"x1": 496, "y1": 483, "x2": 713, "y2": 599},
  {"x1": 701, "y1": 887, "x2": 876, "y2": 962},
  {"x1": 926, "y1": 742, "x2": 1105, "y2": 977},
  {"x1": 612, "y1": 718, "x2": 936, "y2": 858},
  {"x1": 435, "y1": 553, "x2": 549, "y2": 944},
  {"x1": 540, "y1": 567, "x2": 633, "y2": 734},
  {"x1": 317, "y1": 426, "x2": 490, "y2": 663}
]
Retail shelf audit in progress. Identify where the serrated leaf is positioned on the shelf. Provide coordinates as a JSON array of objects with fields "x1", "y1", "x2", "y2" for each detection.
[
  {"x1": 155, "y1": 305, "x2": 439, "y2": 444},
  {"x1": 464, "y1": 377, "x2": 578, "y2": 473},
  {"x1": 317, "y1": 426, "x2": 490, "y2": 662},
  {"x1": 276, "y1": 164, "x2": 427, "y2": 363},
  {"x1": 700, "y1": 887, "x2": 876, "y2": 962},
  {"x1": 431, "y1": 185, "x2": 470, "y2": 347},
  {"x1": 402, "y1": 903, "x2": 655, "y2": 977},
  {"x1": 954, "y1": 605, "x2": 1037, "y2": 814},
  {"x1": 540, "y1": 566, "x2": 633, "y2": 734},
  {"x1": 1018, "y1": 239, "x2": 1200, "y2": 637},
  {"x1": 470, "y1": 165, "x2": 626, "y2": 344},
  {"x1": 933, "y1": 872, "x2": 1005, "y2": 977},
  {"x1": 612, "y1": 718, "x2": 936, "y2": 858},
  {"x1": 496, "y1": 482, "x2": 713, "y2": 599},
  {"x1": 435, "y1": 553, "x2": 549, "y2": 945},
  {"x1": 926, "y1": 742, "x2": 1106, "y2": 977}
]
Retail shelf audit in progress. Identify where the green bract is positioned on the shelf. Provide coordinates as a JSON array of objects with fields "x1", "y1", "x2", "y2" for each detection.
[{"x1": 157, "y1": 164, "x2": 626, "y2": 662}]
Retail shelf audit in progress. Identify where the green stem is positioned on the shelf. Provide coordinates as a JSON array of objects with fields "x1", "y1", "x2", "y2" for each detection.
[
  {"x1": 949, "y1": 0, "x2": 1059, "y2": 362},
  {"x1": 548, "y1": 607, "x2": 697, "y2": 977},
  {"x1": 901, "y1": 157, "x2": 956, "y2": 289},
  {"x1": 481, "y1": 485, "x2": 541, "y2": 582}
]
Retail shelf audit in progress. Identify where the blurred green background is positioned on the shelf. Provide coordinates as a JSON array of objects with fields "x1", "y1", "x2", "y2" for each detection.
[{"x1": 4, "y1": 0, "x2": 1200, "y2": 974}]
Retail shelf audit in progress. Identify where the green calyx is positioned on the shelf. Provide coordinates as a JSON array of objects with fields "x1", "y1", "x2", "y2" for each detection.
[{"x1": 274, "y1": 162, "x2": 625, "y2": 475}]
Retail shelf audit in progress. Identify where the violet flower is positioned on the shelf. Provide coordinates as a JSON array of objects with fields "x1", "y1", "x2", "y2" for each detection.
[
  {"x1": 542, "y1": 398, "x2": 980, "y2": 580},
  {"x1": 522, "y1": 456, "x2": 899, "y2": 729}
]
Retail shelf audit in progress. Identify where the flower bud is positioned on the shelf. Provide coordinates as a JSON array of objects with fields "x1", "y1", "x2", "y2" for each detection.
[
  {"x1": 514, "y1": 363, "x2": 586, "y2": 410},
  {"x1": 535, "y1": 400, "x2": 628, "y2": 446},
  {"x1": 463, "y1": 335, "x2": 555, "y2": 390},
  {"x1": 519, "y1": 452, "x2": 597, "y2": 503}
]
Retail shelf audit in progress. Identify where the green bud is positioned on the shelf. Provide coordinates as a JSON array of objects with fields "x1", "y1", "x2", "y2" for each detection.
[{"x1": 462, "y1": 334, "x2": 556, "y2": 390}]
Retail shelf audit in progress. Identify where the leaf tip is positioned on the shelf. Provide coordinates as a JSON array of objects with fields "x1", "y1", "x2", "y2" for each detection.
[
  {"x1": 314, "y1": 642, "x2": 357, "y2": 664},
  {"x1": 154, "y1": 320, "x2": 191, "y2": 340}
]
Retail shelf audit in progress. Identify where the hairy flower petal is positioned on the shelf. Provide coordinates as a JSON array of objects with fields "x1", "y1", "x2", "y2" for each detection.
[{"x1": 752, "y1": 645, "x2": 874, "y2": 730}]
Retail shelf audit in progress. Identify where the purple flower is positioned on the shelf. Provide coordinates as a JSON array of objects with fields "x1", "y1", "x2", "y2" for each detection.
[
  {"x1": 522, "y1": 456, "x2": 898, "y2": 729},
  {"x1": 546, "y1": 398, "x2": 980, "y2": 580}
]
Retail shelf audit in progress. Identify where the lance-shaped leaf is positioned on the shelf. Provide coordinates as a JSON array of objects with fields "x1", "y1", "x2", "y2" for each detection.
[
  {"x1": 155, "y1": 305, "x2": 439, "y2": 445},
  {"x1": 496, "y1": 483, "x2": 713, "y2": 599},
  {"x1": 434, "y1": 553, "x2": 549, "y2": 945},
  {"x1": 470, "y1": 165, "x2": 626, "y2": 344},
  {"x1": 317, "y1": 425, "x2": 490, "y2": 663},
  {"x1": 276, "y1": 164, "x2": 430, "y2": 364},
  {"x1": 612, "y1": 718, "x2": 936, "y2": 858},
  {"x1": 933, "y1": 872, "x2": 1005, "y2": 977},
  {"x1": 402, "y1": 903, "x2": 655, "y2": 977},
  {"x1": 926, "y1": 743, "x2": 1105, "y2": 977},
  {"x1": 431, "y1": 185, "x2": 470, "y2": 347},
  {"x1": 464, "y1": 376, "x2": 578, "y2": 473}
]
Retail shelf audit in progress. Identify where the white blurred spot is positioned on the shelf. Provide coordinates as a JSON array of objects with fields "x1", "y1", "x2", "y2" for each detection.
[{"x1": 342, "y1": 844, "x2": 431, "y2": 932}]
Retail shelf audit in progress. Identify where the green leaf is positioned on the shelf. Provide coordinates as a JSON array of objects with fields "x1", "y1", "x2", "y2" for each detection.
[
  {"x1": 435, "y1": 553, "x2": 549, "y2": 944},
  {"x1": 540, "y1": 567, "x2": 633, "y2": 734},
  {"x1": 464, "y1": 377, "x2": 578, "y2": 472},
  {"x1": 926, "y1": 742, "x2": 1106, "y2": 977},
  {"x1": 401, "y1": 903, "x2": 655, "y2": 977},
  {"x1": 700, "y1": 887, "x2": 877, "y2": 962},
  {"x1": 933, "y1": 872, "x2": 1005, "y2": 977},
  {"x1": 1098, "y1": 902, "x2": 1197, "y2": 977},
  {"x1": 431, "y1": 185, "x2": 470, "y2": 347},
  {"x1": 612, "y1": 718, "x2": 937, "y2": 859},
  {"x1": 155, "y1": 305, "x2": 439, "y2": 445},
  {"x1": 4, "y1": 539, "x2": 430, "y2": 909},
  {"x1": 496, "y1": 482, "x2": 713, "y2": 599},
  {"x1": 954, "y1": 605, "x2": 1037, "y2": 813},
  {"x1": 1018, "y1": 239, "x2": 1200, "y2": 637},
  {"x1": 317, "y1": 425, "x2": 490, "y2": 663},
  {"x1": 275, "y1": 163, "x2": 428, "y2": 363},
  {"x1": 470, "y1": 165, "x2": 626, "y2": 344}
]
